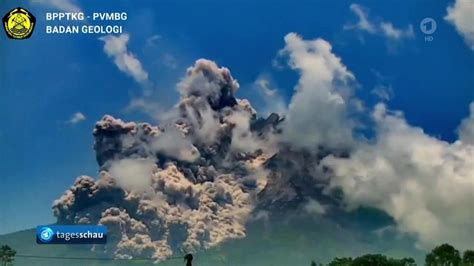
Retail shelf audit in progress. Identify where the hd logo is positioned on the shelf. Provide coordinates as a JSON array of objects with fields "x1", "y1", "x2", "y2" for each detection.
[{"x1": 2, "y1": 7, "x2": 36, "y2": 39}]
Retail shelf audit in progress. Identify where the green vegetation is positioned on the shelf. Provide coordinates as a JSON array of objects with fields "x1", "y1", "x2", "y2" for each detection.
[
  {"x1": 463, "y1": 250, "x2": 474, "y2": 266},
  {"x1": 327, "y1": 257, "x2": 353, "y2": 266},
  {"x1": 0, "y1": 245, "x2": 16, "y2": 266},
  {"x1": 426, "y1": 243, "x2": 461, "y2": 266},
  {"x1": 312, "y1": 244, "x2": 474, "y2": 266}
]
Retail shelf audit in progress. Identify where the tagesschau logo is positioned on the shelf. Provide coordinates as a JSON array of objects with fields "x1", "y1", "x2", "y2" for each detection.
[{"x1": 36, "y1": 225, "x2": 107, "y2": 244}]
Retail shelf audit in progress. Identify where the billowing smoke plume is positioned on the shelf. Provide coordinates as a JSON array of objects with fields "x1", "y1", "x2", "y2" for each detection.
[
  {"x1": 278, "y1": 33, "x2": 356, "y2": 152},
  {"x1": 53, "y1": 59, "x2": 278, "y2": 261},
  {"x1": 273, "y1": 33, "x2": 473, "y2": 251},
  {"x1": 275, "y1": 34, "x2": 474, "y2": 251},
  {"x1": 54, "y1": 34, "x2": 474, "y2": 261},
  {"x1": 322, "y1": 103, "x2": 474, "y2": 250}
]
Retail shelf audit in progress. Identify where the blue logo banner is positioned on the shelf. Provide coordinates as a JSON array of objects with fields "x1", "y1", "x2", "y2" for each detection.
[{"x1": 36, "y1": 225, "x2": 107, "y2": 244}]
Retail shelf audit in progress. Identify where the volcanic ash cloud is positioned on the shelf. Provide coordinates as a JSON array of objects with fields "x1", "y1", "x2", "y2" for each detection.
[{"x1": 52, "y1": 59, "x2": 278, "y2": 261}]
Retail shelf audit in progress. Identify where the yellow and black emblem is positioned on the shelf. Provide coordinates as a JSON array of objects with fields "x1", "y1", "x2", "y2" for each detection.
[{"x1": 2, "y1": 7, "x2": 36, "y2": 39}]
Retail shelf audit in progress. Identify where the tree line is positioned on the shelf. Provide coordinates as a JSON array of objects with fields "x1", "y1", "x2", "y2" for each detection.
[{"x1": 311, "y1": 243, "x2": 474, "y2": 266}]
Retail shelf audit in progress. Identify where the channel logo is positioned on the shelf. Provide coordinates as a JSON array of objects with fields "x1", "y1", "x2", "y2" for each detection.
[
  {"x1": 38, "y1": 227, "x2": 54, "y2": 243},
  {"x1": 36, "y1": 225, "x2": 107, "y2": 244},
  {"x1": 420, "y1": 17, "x2": 437, "y2": 35}
]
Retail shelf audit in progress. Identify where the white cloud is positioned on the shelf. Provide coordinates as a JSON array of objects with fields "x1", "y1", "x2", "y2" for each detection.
[
  {"x1": 224, "y1": 109, "x2": 261, "y2": 153},
  {"x1": 380, "y1": 22, "x2": 414, "y2": 40},
  {"x1": 108, "y1": 158, "x2": 155, "y2": 191},
  {"x1": 126, "y1": 98, "x2": 177, "y2": 122},
  {"x1": 162, "y1": 53, "x2": 178, "y2": 69},
  {"x1": 256, "y1": 79, "x2": 277, "y2": 97},
  {"x1": 276, "y1": 34, "x2": 473, "y2": 249},
  {"x1": 99, "y1": 34, "x2": 149, "y2": 84},
  {"x1": 344, "y1": 3, "x2": 376, "y2": 33},
  {"x1": 303, "y1": 198, "x2": 327, "y2": 215},
  {"x1": 371, "y1": 70, "x2": 394, "y2": 101},
  {"x1": 68, "y1": 112, "x2": 86, "y2": 124},
  {"x1": 151, "y1": 127, "x2": 200, "y2": 162},
  {"x1": 31, "y1": 0, "x2": 82, "y2": 12},
  {"x1": 183, "y1": 103, "x2": 221, "y2": 146},
  {"x1": 371, "y1": 84, "x2": 394, "y2": 101},
  {"x1": 279, "y1": 33, "x2": 355, "y2": 151},
  {"x1": 255, "y1": 77, "x2": 287, "y2": 116},
  {"x1": 445, "y1": 0, "x2": 474, "y2": 51},
  {"x1": 145, "y1": 34, "x2": 162, "y2": 47},
  {"x1": 345, "y1": 3, "x2": 415, "y2": 41},
  {"x1": 458, "y1": 102, "x2": 474, "y2": 145},
  {"x1": 322, "y1": 103, "x2": 474, "y2": 250}
]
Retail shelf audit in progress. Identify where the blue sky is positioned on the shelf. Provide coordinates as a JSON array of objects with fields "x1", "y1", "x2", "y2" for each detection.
[{"x1": 0, "y1": 0, "x2": 473, "y2": 234}]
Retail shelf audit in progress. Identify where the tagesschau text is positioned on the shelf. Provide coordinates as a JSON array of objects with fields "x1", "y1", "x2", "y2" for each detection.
[
  {"x1": 45, "y1": 12, "x2": 127, "y2": 34},
  {"x1": 36, "y1": 225, "x2": 108, "y2": 244}
]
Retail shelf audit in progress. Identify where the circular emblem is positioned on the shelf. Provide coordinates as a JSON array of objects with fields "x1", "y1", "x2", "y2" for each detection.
[
  {"x1": 38, "y1": 227, "x2": 54, "y2": 243},
  {"x1": 2, "y1": 7, "x2": 36, "y2": 39},
  {"x1": 420, "y1": 17, "x2": 437, "y2": 35}
]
